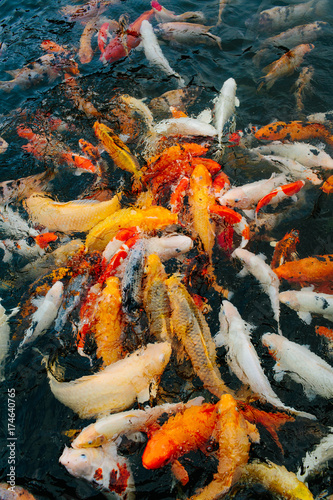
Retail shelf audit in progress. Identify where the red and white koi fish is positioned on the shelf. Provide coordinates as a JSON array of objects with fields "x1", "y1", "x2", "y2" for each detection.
[
  {"x1": 255, "y1": 180, "x2": 305, "y2": 218},
  {"x1": 170, "y1": 176, "x2": 189, "y2": 213},
  {"x1": 60, "y1": 442, "x2": 135, "y2": 500},
  {"x1": 213, "y1": 171, "x2": 231, "y2": 198},
  {"x1": 262, "y1": 332, "x2": 333, "y2": 400},
  {"x1": 209, "y1": 204, "x2": 250, "y2": 249},
  {"x1": 140, "y1": 20, "x2": 185, "y2": 87}
]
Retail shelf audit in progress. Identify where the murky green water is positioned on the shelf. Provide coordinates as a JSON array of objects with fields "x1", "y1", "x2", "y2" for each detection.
[{"x1": 0, "y1": 0, "x2": 333, "y2": 498}]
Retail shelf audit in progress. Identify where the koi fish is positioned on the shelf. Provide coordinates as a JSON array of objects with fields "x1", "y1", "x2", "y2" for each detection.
[
  {"x1": 279, "y1": 289, "x2": 333, "y2": 324},
  {"x1": 79, "y1": 17, "x2": 102, "y2": 64},
  {"x1": 251, "y1": 141, "x2": 333, "y2": 170},
  {"x1": 241, "y1": 460, "x2": 314, "y2": 500},
  {"x1": 16, "y1": 281, "x2": 63, "y2": 353},
  {"x1": 157, "y1": 22, "x2": 221, "y2": 48},
  {"x1": 64, "y1": 74, "x2": 102, "y2": 119},
  {"x1": 295, "y1": 66, "x2": 314, "y2": 112},
  {"x1": 166, "y1": 274, "x2": 233, "y2": 397},
  {"x1": 47, "y1": 342, "x2": 171, "y2": 418},
  {"x1": 142, "y1": 403, "x2": 218, "y2": 469},
  {"x1": 24, "y1": 193, "x2": 121, "y2": 233},
  {"x1": 209, "y1": 204, "x2": 250, "y2": 249},
  {"x1": 213, "y1": 78, "x2": 239, "y2": 147},
  {"x1": 0, "y1": 204, "x2": 38, "y2": 239},
  {"x1": 148, "y1": 87, "x2": 202, "y2": 115},
  {"x1": 144, "y1": 234, "x2": 193, "y2": 261},
  {"x1": 217, "y1": 301, "x2": 312, "y2": 418},
  {"x1": 120, "y1": 94, "x2": 155, "y2": 134},
  {"x1": 85, "y1": 206, "x2": 177, "y2": 251},
  {"x1": 60, "y1": 0, "x2": 110, "y2": 22},
  {"x1": 255, "y1": 180, "x2": 305, "y2": 218},
  {"x1": 59, "y1": 442, "x2": 136, "y2": 500},
  {"x1": 0, "y1": 54, "x2": 60, "y2": 92},
  {"x1": 297, "y1": 428, "x2": 333, "y2": 482},
  {"x1": 0, "y1": 301, "x2": 18, "y2": 381},
  {"x1": 307, "y1": 109, "x2": 333, "y2": 127},
  {"x1": 170, "y1": 176, "x2": 189, "y2": 213},
  {"x1": 316, "y1": 325, "x2": 333, "y2": 341},
  {"x1": 262, "y1": 332, "x2": 333, "y2": 400},
  {"x1": 140, "y1": 20, "x2": 185, "y2": 87},
  {"x1": 93, "y1": 122, "x2": 142, "y2": 180},
  {"x1": 153, "y1": 116, "x2": 217, "y2": 138},
  {"x1": 213, "y1": 171, "x2": 231, "y2": 198},
  {"x1": 121, "y1": 239, "x2": 146, "y2": 325},
  {"x1": 0, "y1": 136, "x2": 8, "y2": 153},
  {"x1": 151, "y1": 1, "x2": 205, "y2": 23},
  {"x1": 258, "y1": 44, "x2": 314, "y2": 91},
  {"x1": 190, "y1": 394, "x2": 260, "y2": 500},
  {"x1": 271, "y1": 229, "x2": 299, "y2": 269},
  {"x1": 188, "y1": 163, "x2": 216, "y2": 257},
  {"x1": 79, "y1": 139, "x2": 101, "y2": 161},
  {"x1": 60, "y1": 152, "x2": 100, "y2": 175},
  {"x1": 273, "y1": 254, "x2": 333, "y2": 285},
  {"x1": 262, "y1": 155, "x2": 322, "y2": 185},
  {"x1": 72, "y1": 397, "x2": 203, "y2": 448},
  {"x1": 0, "y1": 483, "x2": 37, "y2": 499},
  {"x1": 255, "y1": 120, "x2": 333, "y2": 147},
  {"x1": 232, "y1": 248, "x2": 280, "y2": 330},
  {"x1": 101, "y1": 9, "x2": 154, "y2": 64},
  {"x1": 321, "y1": 174, "x2": 333, "y2": 193}
]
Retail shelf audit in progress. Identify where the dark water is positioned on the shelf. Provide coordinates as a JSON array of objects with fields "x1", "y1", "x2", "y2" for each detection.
[{"x1": 0, "y1": 0, "x2": 333, "y2": 498}]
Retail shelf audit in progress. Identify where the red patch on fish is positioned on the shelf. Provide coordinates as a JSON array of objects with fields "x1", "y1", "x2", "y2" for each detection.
[
  {"x1": 94, "y1": 467, "x2": 103, "y2": 481},
  {"x1": 109, "y1": 463, "x2": 130, "y2": 495}
]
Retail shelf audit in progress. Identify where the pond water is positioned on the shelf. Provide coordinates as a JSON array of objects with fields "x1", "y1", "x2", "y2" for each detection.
[{"x1": 0, "y1": 0, "x2": 333, "y2": 498}]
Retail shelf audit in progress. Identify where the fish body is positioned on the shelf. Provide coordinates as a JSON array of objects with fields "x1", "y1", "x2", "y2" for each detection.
[
  {"x1": 295, "y1": 66, "x2": 314, "y2": 111},
  {"x1": 166, "y1": 275, "x2": 232, "y2": 397},
  {"x1": 140, "y1": 20, "x2": 185, "y2": 87},
  {"x1": 64, "y1": 74, "x2": 102, "y2": 119},
  {"x1": 271, "y1": 229, "x2": 299, "y2": 269},
  {"x1": 255, "y1": 120, "x2": 333, "y2": 147},
  {"x1": 189, "y1": 163, "x2": 215, "y2": 257},
  {"x1": 59, "y1": 442, "x2": 135, "y2": 499},
  {"x1": 217, "y1": 301, "x2": 310, "y2": 418},
  {"x1": 121, "y1": 239, "x2": 146, "y2": 322},
  {"x1": 0, "y1": 483, "x2": 37, "y2": 499},
  {"x1": 72, "y1": 397, "x2": 204, "y2": 448},
  {"x1": 251, "y1": 141, "x2": 333, "y2": 170},
  {"x1": 297, "y1": 428, "x2": 333, "y2": 482},
  {"x1": 217, "y1": 174, "x2": 287, "y2": 209},
  {"x1": 213, "y1": 78, "x2": 239, "y2": 147},
  {"x1": 322, "y1": 174, "x2": 333, "y2": 193},
  {"x1": 154, "y1": 116, "x2": 217, "y2": 138},
  {"x1": 142, "y1": 403, "x2": 218, "y2": 469},
  {"x1": 145, "y1": 234, "x2": 193, "y2": 261},
  {"x1": 85, "y1": 206, "x2": 177, "y2": 251},
  {"x1": 262, "y1": 155, "x2": 322, "y2": 185},
  {"x1": 0, "y1": 171, "x2": 54, "y2": 206},
  {"x1": 232, "y1": 248, "x2": 280, "y2": 328},
  {"x1": 152, "y1": 1, "x2": 205, "y2": 23},
  {"x1": 18, "y1": 281, "x2": 64, "y2": 350},
  {"x1": 262, "y1": 332, "x2": 333, "y2": 400},
  {"x1": 93, "y1": 122, "x2": 142, "y2": 179},
  {"x1": 273, "y1": 254, "x2": 333, "y2": 285},
  {"x1": 157, "y1": 22, "x2": 221, "y2": 48},
  {"x1": 258, "y1": 44, "x2": 314, "y2": 91},
  {"x1": 279, "y1": 289, "x2": 333, "y2": 324},
  {"x1": 0, "y1": 205, "x2": 38, "y2": 239},
  {"x1": 0, "y1": 54, "x2": 59, "y2": 92},
  {"x1": 307, "y1": 109, "x2": 333, "y2": 127},
  {"x1": 120, "y1": 94, "x2": 155, "y2": 133},
  {"x1": 241, "y1": 460, "x2": 314, "y2": 500},
  {"x1": 255, "y1": 180, "x2": 305, "y2": 217},
  {"x1": 47, "y1": 342, "x2": 172, "y2": 418},
  {"x1": 79, "y1": 17, "x2": 100, "y2": 64},
  {"x1": 209, "y1": 205, "x2": 250, "y2": 249},
  {"x1": 24, "y1": 193, "x2": 121, "y2": 233},
  {"x1": 61, "y1": 0, "x2": 109, "y2": 21},
  {"x1": 148, "y1": 87, "x2": 202, "y2": 115}
]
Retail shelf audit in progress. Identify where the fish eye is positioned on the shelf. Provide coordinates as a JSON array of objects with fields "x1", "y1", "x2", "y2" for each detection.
[{"x1": 80, "y1": 453, "x2": 86, "y2": 459}]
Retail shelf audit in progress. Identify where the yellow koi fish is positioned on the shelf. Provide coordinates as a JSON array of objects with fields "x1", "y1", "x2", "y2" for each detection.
[
  {"x1": 166, "y1": 274, "x2": 233, "y2": 398},
  {"x1": 85, "y1": 206, "x2": 177, "y2": 251},
  {"x1": 24, "y1": 193, "x2": 121, "y2": 233},
  {"x1": 93, "y1": 121, "x2": 142, "y2": 180},
  {"x1": 188, "y1": 163, "x2": 215, "y2": 258}
]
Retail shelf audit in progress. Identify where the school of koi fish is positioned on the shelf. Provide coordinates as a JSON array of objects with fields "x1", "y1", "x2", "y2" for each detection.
[{"x1": 1, "y1": 0, "x2": 333, "y2": 498}]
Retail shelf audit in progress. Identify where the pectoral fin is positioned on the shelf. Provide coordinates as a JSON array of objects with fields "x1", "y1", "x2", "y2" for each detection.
[{"x1": 297, "y1": 310, "x2": 312, "y2": 324}]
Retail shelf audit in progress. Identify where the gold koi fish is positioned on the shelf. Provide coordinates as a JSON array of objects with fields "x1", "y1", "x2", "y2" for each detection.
[
  {"x1": 24, "y1": 192, "x2": 121, "y2": 233},
  {"x1": 85, "y1": 206, "x2": 177, "y2": 251}
]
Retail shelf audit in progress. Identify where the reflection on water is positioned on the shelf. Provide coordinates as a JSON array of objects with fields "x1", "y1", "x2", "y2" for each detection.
[{"x1": 0, "y1": 0, "x2": 333, "y2": 498}]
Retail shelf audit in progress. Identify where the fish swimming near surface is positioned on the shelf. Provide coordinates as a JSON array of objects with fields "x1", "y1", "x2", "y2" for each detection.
[
  {"x1": 151, "y1": 1, "x2": 205, "y2": 23},
  {"x1": 294, "y1": 66, "x2": 314, "y2": 112},
  {"x1": 262, "y1": 332, "x2": 333, "y2": 400},
  {"x1": 255, "y1": 120, "x2": 333, "y2": 146},
  {"x1": 213, "y1": 78, "x2": 239, "y2": 147},
  {"x1": 46, "y1": 342, "x2": 172, "y2": 418},
  {"x1": 273, "y1": 254, "x2": 333, "y2": 285},
  {"x1": 271, "y1": 229, "x2": 299, "y2": 269},
  {"x1": 297, "y1": 428, "x2": 333, "y2": 482},
  {"x1": 279, "y1": 288, "x2": 333, "y2": 324},
  {"x1": 262, "y1": 155, "x2": 322, "y2": 185},
  {"x1": 0, "y1": 301, "x2": 18, "y2": 381},
  {"x1": 156, "y1": 22, "x2": 222, "y2": 48},
  {"x1": 258, "y1": 44, "x2": 314, "y2": 91},
  {"x1": 255, "y1": 180, "x2": 305, "y2": 218}
]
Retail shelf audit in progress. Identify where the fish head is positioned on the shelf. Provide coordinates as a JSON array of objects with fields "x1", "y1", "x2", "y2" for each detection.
[
  {"x1": 262, "y1": 333, "x2": 281, "y2": 359},
  {"x1": 146, "y1": 342, "x2": 172, "y2": 376},
  {"x1": 72, "y1": 428, "x2": 106, "y2": 449},
  {"x1": 59, "y1": 446, "x2": 100, "y2": 478},
  {"x1": 142, "y1": 437, "x2": 174, "y2": 469},
  {"x1": 278, "y1": 291, "x2": 298, "y2": 309}
]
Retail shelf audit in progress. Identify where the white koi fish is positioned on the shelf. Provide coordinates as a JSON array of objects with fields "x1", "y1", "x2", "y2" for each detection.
[
  {"x1": 144, "y1": 234, "x2": 193, "y2": 261},
  {"x1": 262, "y1": 155, "x2": 322, "y2": 185},
  {"x1": 213, "y1": 78, "x2": 239, "y2": 147},
  {"x1": 232, "y1": 248, "x2": 280, "y2": 331},
  {"x1": 297, "y1": 428, "x2": 333, "y2": 482},
  {"x1": 217, "y1": 173, "x2": 287, "y2": 209},
  {"x1": 140, "y1": 20, "x2": 185, "y2": 87},
  {"x1": 153, "y1": 116, "x2": 217, "y2": 137},
  {"x1": 262, "y1": 332, "x2": 333, "y2": 400},
  {"x1": 60, "y1": 442, "x2": 135, "y2": 500},
  {"x1": 17, "y1": 281, "x2": 64, "y2": 352},
  {"x1": 0, "y1": 205, "x2": 38, "y2": 239},
  {"x1": 280, "y1": 289, "x2": 333, "y2": 324},
  {"x1": 251, "y1": 142, "x2": 333, "y2": 170},
  {"x1": 0, "y1": 301, "x2": 18, "y2": 381},
  {"x1": 216, "y1": 301, "x2": 314, "y2": 419},
  {"x1": 47, "y1": 342, "x2": 172, "y2": 418},
  {"x1": 157, "y1": 22, "x2": 221, "y2": 49},
  {"x1": 307, "y1": 109, "x2": 333, "y2": 127},
  {"x1": 72, "y1": 397, "x2": 204, "y2": 448},
  {"x1": 151, "y1": 1, "x2": 205, "y2": 23}
]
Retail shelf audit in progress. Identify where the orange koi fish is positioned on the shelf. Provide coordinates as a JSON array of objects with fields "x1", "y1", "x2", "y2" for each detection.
[
  {"x1": 60, "y1": 152, "x2": 99, "y2": 175},
  {"x1": 274, "y1": 254, "x2": 333, "y2": 284},
  {"x1": 79, "y1": 18, "x2": 100, "y2": 64},
  {"x1": 255, "y1": 180, "x2": 305, "y2": 217},
  {"x1": 101, "y1": 9, "x2": 154, "y2": 64},
  {"x1": 209, "y1": 204, "x2": 250, "y2": 249},
  {"x1": 142, "y1": 403, "x2": 218, "y2": 469},
  {"x1": 79, "y1": 139, "x2": 101, "y2": 161},
  {"x1": 169, "y1": 106, "x2": 188, "y2": 118},
  {"x1": 315, "y1": 325, "x2": 333, "y2": 342},
  {"x1": 190, "y1": 395, "x2": 259, "y2": 500},
  {"x1": 255, "y1": 120, "x2": 333, "y2": 146},
  {"x1": 321, "y1": 174, "x2": 333, "y2": 194},
  {"x1": 213, "y1": 170, "x2": 231, "y2": 197},
  {"x1": 34, "y1": 232, "x2": 58, "y2": 249},
  {"x1": 93, "y1": 122, "x2": 142, "y2": 180},
  {"x1": 64, "y1": 74, "x2": 102, "y2": 119},
  {"x1": 271, "y1": 229, "x2": 299, "y2": 269}
]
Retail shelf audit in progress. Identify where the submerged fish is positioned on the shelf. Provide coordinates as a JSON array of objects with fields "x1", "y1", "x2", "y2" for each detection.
[
  {"x1": 213, "y1": 78, "x2": 239, "y2": 147},
  {"x1": 157, "y1": 22, "x2": 221, "y2": 48},
  {"x1": 152, "y1": 1, "x2": 205, "y2": 23}
]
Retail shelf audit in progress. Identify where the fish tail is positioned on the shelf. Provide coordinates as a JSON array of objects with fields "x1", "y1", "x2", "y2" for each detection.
[
  {"x1": 257, "y1": 77, "x2": 266, "y2": 92},
  {"x1": 0, "y1": 81, "x2": 15, "y2": 93}
]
